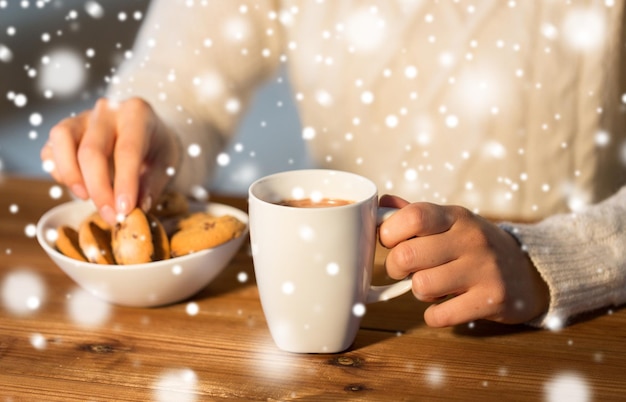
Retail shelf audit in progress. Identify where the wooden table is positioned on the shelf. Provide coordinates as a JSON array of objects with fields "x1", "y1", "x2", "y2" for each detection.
[{"x1": 1, "y1": 175, "x2": 624, "y2": 401}]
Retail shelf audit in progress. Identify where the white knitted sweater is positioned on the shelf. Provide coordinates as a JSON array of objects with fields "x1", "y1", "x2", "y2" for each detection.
[{"x1": 109, "y1": 0, "x2": 626, "y2": 327}]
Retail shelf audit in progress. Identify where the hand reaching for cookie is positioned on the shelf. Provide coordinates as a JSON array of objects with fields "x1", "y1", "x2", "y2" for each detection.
[
  {"x1": 378, "y1": 194, "x2": 550, "y2": 327},
  {"x1": 40, "y1": 97, "x2": 180, "y2": 226}
]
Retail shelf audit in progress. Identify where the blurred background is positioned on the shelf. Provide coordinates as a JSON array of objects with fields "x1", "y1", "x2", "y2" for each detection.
[{"x1": 0, "y1": 0, "x2": 309, "y2": 195}]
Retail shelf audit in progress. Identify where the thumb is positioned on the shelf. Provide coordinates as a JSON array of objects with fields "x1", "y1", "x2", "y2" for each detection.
[{"x1": 379, "y1": 194, "x2": 410, "y2": 208}]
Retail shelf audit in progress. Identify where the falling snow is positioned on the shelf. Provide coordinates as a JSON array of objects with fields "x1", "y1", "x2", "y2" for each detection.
[
  {"x1": 66, "y1": 288, "x2": 111, "y2": 326},
  {"x1": 544, "y1": 372, "x2": 591, "y2": 402},
  {"x1": 2, "y1": 270, "x2": 46, "y2": 315},
  {"x1": 153, "y1": 369, "x2": 198, "y2": 402},
  {"x1": 1, "y1": 1, "x2": 625, "y2": 398}
]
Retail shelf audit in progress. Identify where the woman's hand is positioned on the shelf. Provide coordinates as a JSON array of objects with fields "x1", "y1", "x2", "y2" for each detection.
[
  {"x1": 40, "y1": 97, "x2": 180, "y2": 225},
  {"x1": 379, "y1": 194, "x2": 550, "y2": 327}
]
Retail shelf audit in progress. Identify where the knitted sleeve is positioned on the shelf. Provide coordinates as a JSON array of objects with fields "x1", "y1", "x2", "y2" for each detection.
[
  {"x1": 106, "y1": 0, "x2": 283, "y2": 194},
  {"x1": 499, "y1": 186, "x2": 626, "y2": 329}
]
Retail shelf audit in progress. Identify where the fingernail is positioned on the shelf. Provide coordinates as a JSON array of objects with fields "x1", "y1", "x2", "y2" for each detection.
[
  {"x1": 100, "y1": 205, "x2": 117, "y2": 225},
  {"x1": 71, "y1": 184, "x2": 88, "y2": 200},
  {"x1": 116, "y1": 194, "x2": 132, "y2": 215}
]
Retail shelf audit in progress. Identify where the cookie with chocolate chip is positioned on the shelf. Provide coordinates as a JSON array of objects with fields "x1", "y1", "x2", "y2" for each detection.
[
  {"x1": 55, "y1": 225, "x2": 87, "y2": 262},
  {"x1": 78, "y1": 213, "x2": 115, "y2": 264},
  {"x1": 112, "y1": 208, "x2": 170, "y2": 264},
  {"x1": 170, "y1": 213, "x2": 245, "y2": 257}
]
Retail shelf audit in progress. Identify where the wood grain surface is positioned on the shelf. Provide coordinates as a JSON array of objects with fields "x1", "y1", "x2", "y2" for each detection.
[{"x1": 1, "y1": 175, "x2": 624, "y2": 401}]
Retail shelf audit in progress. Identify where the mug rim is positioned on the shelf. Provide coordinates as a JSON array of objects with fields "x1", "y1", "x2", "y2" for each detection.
[{"x1": 248, "y1": 169, "x2": 378, "y2": 208}]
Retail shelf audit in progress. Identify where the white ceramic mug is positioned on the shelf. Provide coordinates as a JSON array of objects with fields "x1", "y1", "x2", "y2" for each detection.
[{"x1": 248, "y1": 169, "x2": 412, "y2": 353}]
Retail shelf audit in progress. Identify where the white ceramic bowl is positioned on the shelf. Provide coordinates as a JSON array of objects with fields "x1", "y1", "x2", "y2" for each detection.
[{"x1": 36, "y1": 200, "x2": 248, "y2": 307}]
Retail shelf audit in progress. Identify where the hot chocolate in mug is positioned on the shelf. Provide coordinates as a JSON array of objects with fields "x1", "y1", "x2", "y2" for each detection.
[{"x1": 248, "y1": 169, "x2": 412, "y2": 353}]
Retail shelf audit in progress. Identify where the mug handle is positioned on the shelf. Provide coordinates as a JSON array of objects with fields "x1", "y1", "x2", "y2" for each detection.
[{"x1": 366, "y1": 207, "x2": 413, "y2": 303}]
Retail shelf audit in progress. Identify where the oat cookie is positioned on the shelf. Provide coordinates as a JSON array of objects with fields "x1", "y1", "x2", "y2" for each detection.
[
  {"x1": 176, "y1": 212, "x2": 219, "y2": 231},
  {"x1": 170, "y1": 213, "x2": 245, "y2": 257},
  {"x1": 55, "y1": 225, "x2": 87, "y2": 262}
]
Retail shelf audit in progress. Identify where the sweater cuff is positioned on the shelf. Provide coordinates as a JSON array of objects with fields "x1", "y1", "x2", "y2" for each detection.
[{"x1": 499, "y1": 215, "x2": 620, "y2": 330}]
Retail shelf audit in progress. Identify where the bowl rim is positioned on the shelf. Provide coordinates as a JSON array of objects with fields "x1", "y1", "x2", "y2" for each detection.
[{"x1": 36, "y1": 199, "x2": 249, "y2": 272}]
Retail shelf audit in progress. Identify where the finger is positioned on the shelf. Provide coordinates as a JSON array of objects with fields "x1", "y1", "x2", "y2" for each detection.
[
  {"x1": 78, "y1": 99, "x2": 117, "y2": 223},
  {"x1": 46, "y1": 113, "x2": 90, "y2": 199},
  {"x1": 409, "y1": 259, "x2": 472, "y2": 302},
  {"x1": 379, "y1": 202, "x2": 455, "y2": 248},
  {"x1": 385, "y1": 234, "x2": 460, "y2": 279},
  {"x1": 423, "y1": 288, "x2": 502, "y2": 328},
  {"x1": 111, "y1": 99, "x2": 155, "y2": 215},
  {"x1": 379, "y1": 194, "x2": 410, "y2": 208}
]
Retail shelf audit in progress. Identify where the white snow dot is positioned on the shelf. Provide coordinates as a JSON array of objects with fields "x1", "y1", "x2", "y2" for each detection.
[
  {"x1": 546, "y1": 314, "x2": 564, "y2": 331},
  {"x1": 216, "y1": 152, "x2": 230, "y2": 166},
  {"x1": 153, "y1": 369, "x2": 198, "y2": 402},
  {"x1": 315, "y1": 90, "x2": 333, "y2": 107},
  {"x1": 385, "y1": 115, "x2": 399, "y2": 128},
  {"x1": 49, "y1": 185, "x2": 63, "y2": 199},
  {"x1": 544, "y1": 372, "x2": 590, "y2": 402},
  {"x1": 425, "y1": 365, "x2": 445, "y2": 388},
  {"x1": 38, "y1": 48, "x2": 85, "y2": 97},
  {"x1": 85, "y1": 1, "x2": 104, "y2": 18},
  {"x1": 595, "y1": 130, "x2": 610, "y2": 147},
  {"x1": 562, "y1": 8, "x2": 605, "y2": 51},
  {"x1": 237, "y1": 271, "x2": 248, "y2": 283},
  {"x1": 42, "y1": 159, "x2": 55, "y2": 173},
  {"x1": 190, "y1": 185, "x2": 209, "y2": 202},
  {"x1": 404, "y1": 169, "x2": 418, "y2": 182},
  {"x1": 302, "y1": 126, "x2": 316, "y2": 141},
  {"x1": 352, "y1": 303, "x2": 366, "y2": 317},
  {"x1": 326, "y1": 262, "x2": 339, "y2": 276},
  {"x1": 13, "y1": 93, "x2": 27, "y2": 107},
  {"x1": 225, "y1": 98, "x2": 241, "y2": 114},
  {"x1": 282, "y1": 282, "x2": 295, "y2": 295},
  {"x1": 187, "y1": 144, "x2": 201, "y2": 158},
  {"x1": 404, "y1": 65, "x2": 418, "y2": 79},
  {"x1": 484, "y1": 141, "x2": 506, "y2": 159},
  {"x1": 445, "y1": 115, "x2": 459, "y2": 128},
  {"x1": 298, "y1": 225, "x2": 315, "y2": 241},
  {"x1": 30, "y1": 333, "x2": 47, "y2": 350},
  {"x1": 29, "y1": 113, "x2": 43, "y2": 126},
  {"x1": 0, "y1": 44, "x2": 13, "y2": 62},
  {"x1": 186, "y1": 302, "x2": 199, "y2": 316},
  {"x1": 66, "y1": 287, "x2": 110, "y2": 326},
  {"x1": 1, "y1": 270, "x2": 46, "y2": 315},
  {"x1": 24, "y1": 224, "x2": 37, "y2": 238},
  {"x1": 360, "y1": 91, "x2": 374, "y2": 104}
]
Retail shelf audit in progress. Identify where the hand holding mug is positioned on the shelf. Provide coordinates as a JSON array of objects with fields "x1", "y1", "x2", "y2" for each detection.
[{"x1": 379, "y1": 195, "x2": 550, "y2": 327}]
